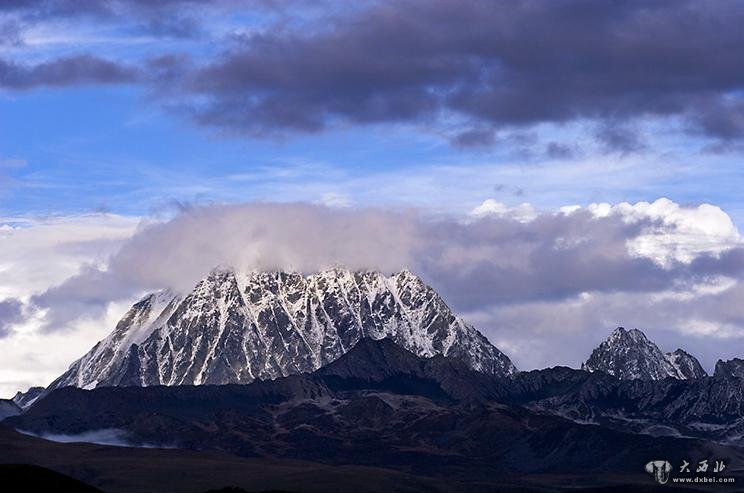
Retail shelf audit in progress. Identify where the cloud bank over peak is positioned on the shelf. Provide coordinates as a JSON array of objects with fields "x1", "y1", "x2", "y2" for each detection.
[
  {"x1": 2, "y1": 198, "x2": 744, "y2": 393},
  {"x1": 19, "y1": 200, "x2": 744, "y2": 322}
]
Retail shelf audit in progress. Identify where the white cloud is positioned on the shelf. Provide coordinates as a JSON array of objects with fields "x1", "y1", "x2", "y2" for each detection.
[
  {"x1": 474, "y1": 197, "x2": 742, "y2": 266},
  {"x1": 591, "y1": 198, "x2": 741, "y2": 266},
  {"x1": 0, "y1": 300, "x2": 134, "y2": 398},
  {"x1": 469, "y1": 200, "x2": 537, "y2": 222},
  {"x1": 318, "y1": 191, "x2": 353, "y2": 208},
  {"x1": 464, "y1": 280, "x2": 744, "y2": 373},
  {"x1": 0, "y1": 214, "x2": 139, "y2": 397},
  {"x1": 0, "y1": 214, "x2": 139, "y2": 300}
]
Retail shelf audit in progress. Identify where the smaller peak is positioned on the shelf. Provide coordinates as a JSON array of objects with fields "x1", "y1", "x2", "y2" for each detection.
[
  {"x1": 339, "y1": 337, "x2": 410, "y2": 358},
  {"x1": 11, "y1": 386, "x2": 45, "y2": 409},
  {"x1": 316, "y1": 337, "x2": 423, "y2": 380},
  {"x1": 714, "y1": 357, "x2": 744, "y2": 378},
  {"x1": 587, "y1": 326, "x2": 699, "y2": 380},
  {"x1": 351, "y1": 336, "x2": 401, "y2": 351}
]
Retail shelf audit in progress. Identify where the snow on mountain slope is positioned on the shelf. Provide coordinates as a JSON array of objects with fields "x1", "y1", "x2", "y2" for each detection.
[
  {"x1": 665, "y1": 348, "x2": 708, "y2": 379},
  {"x1": 49, "y1": 291, "x2": 182, "y2": 389},
  {"x1": 582, "y1": 327, "x2": 706, "y2": 380},
  {"x1": 11, "y1": 386, "x2": 45, "y2": 409},
  {"x1": 47, "y1": 268, "x2": 516, "y2": 390}
]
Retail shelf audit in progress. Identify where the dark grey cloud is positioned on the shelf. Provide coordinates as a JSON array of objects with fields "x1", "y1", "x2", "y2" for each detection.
[
  {"x1": 0, "y1": 298, "x2": 23, "y2": 338},
  {"x1": 451, "y1": 128, "x2": 497, "y2": 149},
  {"x1": 3, "y1": 0, "x2": 744, "y2": 148},
  {"x1": 0, "y1": 55, "x2": 138, "y2": 89},
  {"x1": 418, "y1": 212, "x2": 727, "y2": 311},
  {"x1": 545, "y1": 142, "x2": 575, "y2": 160},
  {"x1": 595, "y1": 122, "x2": 647, "y2": 154},
  {"x1": 150, "y1": 0, "x2": 744, "y2": 145},
  {"x1": 692, "y1": 98, "x2": 744, "y2": 141}
]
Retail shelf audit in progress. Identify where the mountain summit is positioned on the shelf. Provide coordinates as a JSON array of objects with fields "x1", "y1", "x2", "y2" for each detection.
[
  {"x1": 582, "y1": 327, "x2": 706, "y2": 380},
  {"x1": 48, "y1": 268, "x2": 516, "y2": 391}
]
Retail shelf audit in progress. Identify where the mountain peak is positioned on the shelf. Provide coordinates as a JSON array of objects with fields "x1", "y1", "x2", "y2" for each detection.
[
  {"x1": 714, "y1": 358, "x2": 744, "y2": 378},
  {"x1": 583, "y1": 327, "x2": 706, "y2": 380},
  {"x1": 317, "y1": 337, "x2": 424, "y2": 381},
  {"x1": 608, "y1": 326, "x2": 647, "y2": 344},
  {"x1": 314, "y1": 337, "x2": 505, "y2": 401},
  {"x1": 666, "y1": 348, "x2": 708, "y2": 379},
  {"x1": 48, "y1": 267, "x2": 516, "y2": 391}
]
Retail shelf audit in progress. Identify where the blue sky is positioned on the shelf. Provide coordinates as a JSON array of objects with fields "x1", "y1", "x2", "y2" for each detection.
[
  {"x1": 1, "y1": 0, "x2": 743, "y2": 222},
  {"x1": 2, "y1": 83, "x2": 743, "y2": 222}
]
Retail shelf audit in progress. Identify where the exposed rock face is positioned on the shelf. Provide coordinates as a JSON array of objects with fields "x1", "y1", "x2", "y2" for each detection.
[
  {"x1": 714, "y1": 358, "x2": 744, "y2": 378},
  {"x1": 316, "y1": 337, "x2": 505, "y2": 401},
  {"x1": 665, "y1": 348, "x2": 708, "y2": 379},
  {"x1": 48, "y1": 268, "x2": 516, "y2": 391},
  {"x1": 11, "y1": 387, "x2": 45, "y2": 410},
  {"x1": 9, "y1": 338, "x2": 743, "y2": 485},
  {"x1": 48, "y1": 291, "x2": 182, "y2": 390},
  {"x1": 499, "y1": 365, "x2": 744, "y2": 446},
  {"x1": 582, "y1": 327, "x2": 706, "y2": 380}
]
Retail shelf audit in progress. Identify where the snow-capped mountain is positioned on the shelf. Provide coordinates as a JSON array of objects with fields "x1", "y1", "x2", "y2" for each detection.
[
  {"x1": 582, "y1": 327, "x2": 707, "y2": 380},
  {"x1": 48, "y1": 268, "x2": 516, "y2": 391}
]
